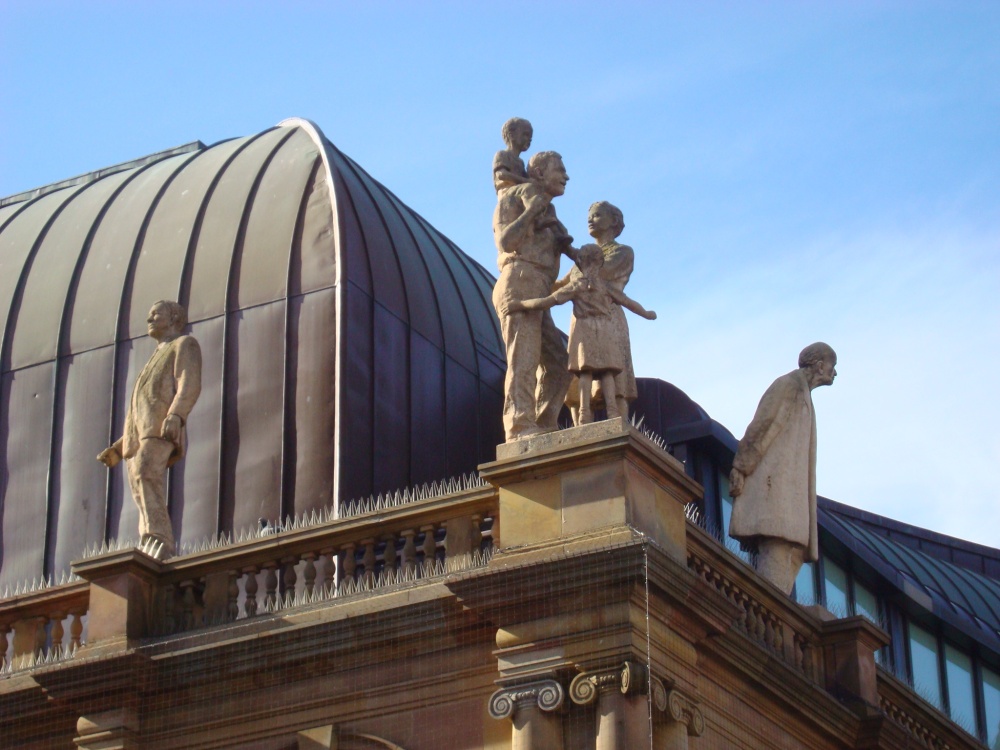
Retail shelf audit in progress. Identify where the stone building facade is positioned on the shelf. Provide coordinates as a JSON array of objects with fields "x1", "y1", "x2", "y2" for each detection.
[{"x1": 0, "y1": 122, "x2": 997, "y2": 748}]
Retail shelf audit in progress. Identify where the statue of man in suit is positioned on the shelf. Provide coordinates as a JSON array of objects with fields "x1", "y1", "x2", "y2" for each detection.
[
  {"x1": 98, "y1": 300, "x2": 202, "y2": 557},
  {"x1": 729, "y1": 342, "x2": 837, "y2": 594}
]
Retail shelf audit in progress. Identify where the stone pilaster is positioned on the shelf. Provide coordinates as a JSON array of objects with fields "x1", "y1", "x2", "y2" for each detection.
[
  {"x1": 651, "y1": 678, "x2": 704, "y2": 750},
  {"x1": 570, "y1": 661, "x2": 649, "y2": 749},
  {"x1": 489, "y1": 679, "x2": 564, "y2": 750}
]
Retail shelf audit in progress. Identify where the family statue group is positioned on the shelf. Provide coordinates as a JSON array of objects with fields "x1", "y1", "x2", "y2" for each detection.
[
  {"x1": 491, "y1": 117, "x2": 838, "y2": 594},
  {"x1": 491, "y1": 117, "x2": 656, "y2": 441},
  {"x1": 89, "y1": 117, "x2": 837, "y2": 597}
]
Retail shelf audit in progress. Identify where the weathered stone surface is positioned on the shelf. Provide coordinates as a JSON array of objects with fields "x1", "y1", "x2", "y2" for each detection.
[
  {"x1": 97, "y1": 301, "x2": 202, "y2": 557},
  {"x1": 729, "y1": 342, "x2": 837, "y2": 593}
]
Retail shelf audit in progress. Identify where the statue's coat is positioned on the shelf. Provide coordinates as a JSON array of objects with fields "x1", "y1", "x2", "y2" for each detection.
[{"x1": 729, "y1": 368, "x2": 818, "y2": 561}]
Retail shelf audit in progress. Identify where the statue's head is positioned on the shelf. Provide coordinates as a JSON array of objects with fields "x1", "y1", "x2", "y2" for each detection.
[
  {"x1": 501, "y1": 117, "x2": 532, "y2": 152},
  {"x1": 527, "y1": 151, "x2": 568, "y2": 197},
  {"x1": 147, "y1": 300, "x2": 187, "y2": 343},
  {"x1": 588, "y1": 201, "x2": 625, "y2": 240},
  {"x1": 799, "y1": 342, "x2": 837, "y2": 388}
]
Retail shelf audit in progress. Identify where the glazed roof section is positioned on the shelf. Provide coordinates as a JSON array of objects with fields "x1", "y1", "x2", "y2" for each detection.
[{"x1": 820, "y1": 499, "x2": 1000, "y2": 651}]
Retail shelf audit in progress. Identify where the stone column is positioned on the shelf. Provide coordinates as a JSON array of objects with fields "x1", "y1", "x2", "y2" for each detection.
[
  {"x1": 569, "y1": 661, "x2": 649, "y2": 749},
  {"x1": 489, "y1": 679, "x2": 564, "y2": 750},
  {"x1": 651, "y1": 678, "x2": 704, "y2": 750}
]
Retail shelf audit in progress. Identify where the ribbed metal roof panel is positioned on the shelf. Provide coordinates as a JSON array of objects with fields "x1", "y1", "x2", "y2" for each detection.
[{"x1": 0, "y1": 119, "x2": 505, "y2": 586}]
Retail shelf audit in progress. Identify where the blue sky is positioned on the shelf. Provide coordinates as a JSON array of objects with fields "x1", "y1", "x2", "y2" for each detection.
[{"x1": 3, "y1": 1, "x2": 999, "y2": 545}]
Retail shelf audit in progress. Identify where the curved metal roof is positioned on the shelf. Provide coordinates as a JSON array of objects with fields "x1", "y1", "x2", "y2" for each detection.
[
  {"x1": 820, "y1": 501, "x2": 1000, "y2": 652},
  {"x1": 0, "y1": 119, "x2": 504, "y2": 586}
]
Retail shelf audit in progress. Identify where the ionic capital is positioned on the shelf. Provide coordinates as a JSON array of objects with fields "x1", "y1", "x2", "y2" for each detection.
[
  {"x1": 651, "y1": 679, "x2": 704, "y2": 737},
  {"x1": 569, "y1": 661, "x2": 647, "y2": 705},
  {"x1": 488, "y1": 679, "x2": 564, "y2": 720}
]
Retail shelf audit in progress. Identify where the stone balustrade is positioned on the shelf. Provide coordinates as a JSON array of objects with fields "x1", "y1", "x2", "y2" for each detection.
[
  {"x1": 0, "y1": 482, "x2": 497, "y2": 661},
  {"x1": 686, "y1": 522, "x2": 822, "y2": 680},
  {"x1": 0, "y1": 578, "x2": 88, "y2": 669},
  {"x1": 152, "y1": 484, "x2": 497, "y2": 636}
]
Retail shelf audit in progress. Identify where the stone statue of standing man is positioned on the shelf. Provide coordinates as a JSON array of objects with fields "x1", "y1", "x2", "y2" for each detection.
[
  {"x1": 728, "y1": 342, "x2": 837, "y2": 594},
  {"x1": 98, "y1": 300, "x2": 202, "y2": 557},
  {"x1": 492, "y1": 150, "x2": 575, "y2": 441}
]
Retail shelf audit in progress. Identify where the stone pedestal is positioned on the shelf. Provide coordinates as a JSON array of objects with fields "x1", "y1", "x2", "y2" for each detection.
[
  {"x1": 479, "y1": 418, "x2": 702, "y2": 563},
  {"x1": 71, "y1": 549, "x2": 162, "y2": 654},
  {"x1": 818, "y1": 615, "x2": 890, "y2": 706}
]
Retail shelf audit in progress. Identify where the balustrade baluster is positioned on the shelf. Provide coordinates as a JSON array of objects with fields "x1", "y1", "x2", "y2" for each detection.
[
  {"x1": 342, "y1": 543, "x2": 357, "y2": 584},
  {"x1": 227, "y1": 571, "x2": 240, "y2": 621},
  {"x1": 302, "y1": 553, "x2": 317, "y2": 597},
  {"x1": 471, "y1": 513, "x2": 483, "y2": 552},
  {"x1": 382, "y1": 534, "x2": 398, "y2": 574},
  {"x1": 400, "y1": 531, "x2": 417, "y2": 575},
  {"x1": 772, "y1": 617, "x2": 784, "y2": 654},
  {"x1": 69, "y1": 611, "x2": 83, "y2": 649},
  {"x1": 263, "y1": 564, "x2": 279, "y2": 608},
  {"x1": 34, "y1": 617, "x2": 47, "y2": 657},
  {"x1": 319, "y1": 549, "x2": 334, "y2": 594},
  {"x1": 751, "y1": 602, "x2": 765, "y2": 640},
  {"x1": 362, "y1": 540, "x2": 376, "y2": 585},
  {"x1": 1, "y1": 624, "x2": 9, "y2": 665},
  {"x1": 50, "y1": 613, "x2": 65, "y2": 656},
  {"x1": 282, "y1": 556, "x2": 299, "y2": 603},
  {"x1": 800, "y1": 639, "x2": 814, "y2": 680},
  {"x1": 764, "y1": 612, "x2": 775, "y2": 649},
  {"x1": 420, "y1": 524, "x2": 437, "y2": 574},
  {"x1": 735, "y1": 592, "x2": 749, "y2": 632},
  {"x1": 244, "y1": 567, "x2": 259, "y2": 617}
]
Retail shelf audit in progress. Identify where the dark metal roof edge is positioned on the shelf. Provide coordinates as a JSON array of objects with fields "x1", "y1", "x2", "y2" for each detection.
[
  {"x1": 659, "y1": 417, "x2": 739, "y2": 454},
  {"x1": 0, "y1": 141, "x2": 208, "y2": 208},
  {"x1": 818, "y1": 505, "x2": 1000, "y2": 654},
  {"x1": 819, "y1": 496, "x2": 1000, "y2": 561}
]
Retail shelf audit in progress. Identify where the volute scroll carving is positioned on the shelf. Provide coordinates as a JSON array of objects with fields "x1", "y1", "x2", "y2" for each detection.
[
  {"x1": 570, "y1": 660, "x2": 648, "y2": 705},
  {"x1": 488, "y1": 679, "x2": 565, "y2": 720},
  {"x1": 650, "y1": 677, "x2": 704, "y2": 737}
]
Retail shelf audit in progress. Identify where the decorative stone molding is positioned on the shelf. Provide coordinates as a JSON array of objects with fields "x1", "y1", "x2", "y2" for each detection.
[
  {"x1": 651, "y1": 679, "x2": 705, "y2": 737},
  {"x1": 488, "y1": 679, "x2": 565, "y2": 719},
  {"x1": 569, "y1": 661, "x2": 647, "y2": 705}
]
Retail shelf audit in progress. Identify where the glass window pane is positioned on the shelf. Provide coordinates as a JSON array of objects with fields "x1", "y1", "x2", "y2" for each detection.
[
  {"x1": 944, "y1": 645, "x2": 976, "y2": 733},
  {"x1": 908, "y1": 622, "x2": 942, "y2": 710},
  {"x1": 853, "y1": 581, "x2": 886, "y2": 664},
  {"x1": 854, "y1": 580, "x2": 879, "y2": 625},
  {"x1": 719, "y1": 473, "x2": 751, "y2": 563},
  {"x1": 794, "y1": 561, "x2": 818, "y2": 605},
  {"x1": 824, "y1": 558, "x2": 849, "y2": 617},
  {"x1": 984, "y1": 665, "x2": 1000, "y2": 749}
]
